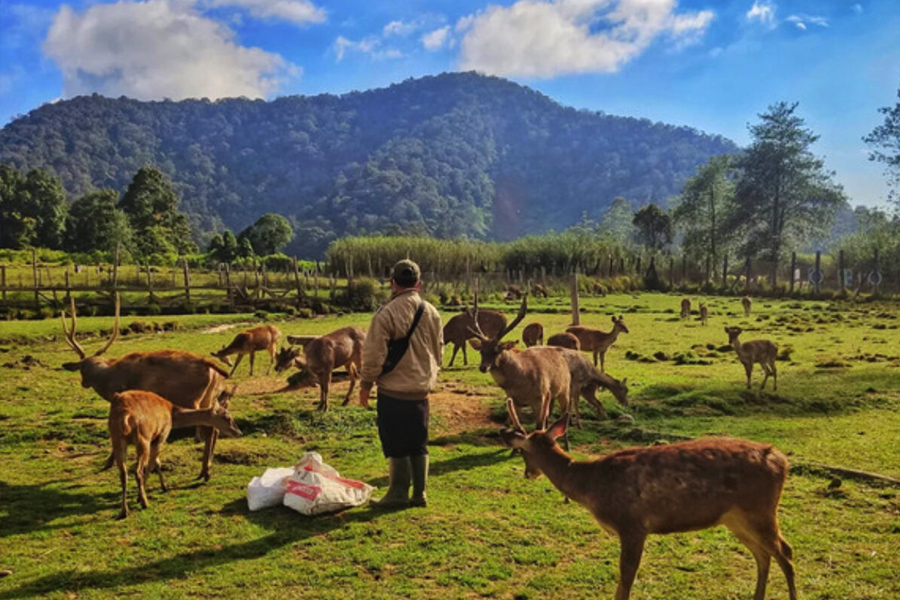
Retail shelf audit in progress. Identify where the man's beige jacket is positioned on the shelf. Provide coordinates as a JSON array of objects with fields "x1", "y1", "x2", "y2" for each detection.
[{"x1": 360, "y1": 289, "x2": 443, "y2": 400}]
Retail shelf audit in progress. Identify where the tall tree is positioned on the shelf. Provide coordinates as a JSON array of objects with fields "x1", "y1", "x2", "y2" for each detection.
[
  {"x1": 673, "y1": 155, "x2": 736, "y2": 275},
  {"x1": 119, "y1": 167, "x2": 196, "y2": 257},
  {"x1": 0, "y1": 166, "x2": 67, "y2": 249},
  {"x1": 730, "y1": 102, "x2": 846, "y2": 286},
  {"x1": 863, "y1": 85, "x2": 900, "y2": 204},
  {"x1": 632, "y1": 204, "x2": 672, "y2": 253},
  {"x1": 238, "y1": 213, "x2": 294, "y2": 256},
  {"x1": 597, "y1": 197, "x2": 635, "y2": 245},
  {"x1": 65, "y1": 189, "x2": 132, "y2": 253}
]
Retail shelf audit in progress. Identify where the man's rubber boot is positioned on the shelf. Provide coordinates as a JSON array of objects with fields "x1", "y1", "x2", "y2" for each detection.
[
  {"x1": 371, "y1": 457, "x2": 411, "y2": 509},
  {"x1": 410, "y1": 454, "x2": 429, "y2": 508}
]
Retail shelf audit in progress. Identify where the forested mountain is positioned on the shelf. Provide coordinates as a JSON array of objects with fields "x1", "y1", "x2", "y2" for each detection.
[{"x1": 0, "y1": 72, "x2": 738, "y2": 257}]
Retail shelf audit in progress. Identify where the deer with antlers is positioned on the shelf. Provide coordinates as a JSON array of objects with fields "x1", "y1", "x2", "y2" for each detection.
[
  {"x1": 109, "y1": 389, "x2": 242, "y2": 519},
  {"x1": 566, "y1": 316, "x2": 630, "y2": 371},
  {"x1": 468, "y1": 296, "x2": 572, "y2": 437},
  {"x1": 501, "y1": 399, "x2": 797, "y2": 600},
  {"x1": 211, "y1": 325, "x2": 281, "y2": 376},
  {"x1": 60, "y1": 295, "x2": 231, "y2": 481},
  {"x1": 442, "y1": 307, "x2": 507, "y2": 367},
  {"x1": 274, "y1": 326, "x2": 366, "y2": 411},
  {"x1": 726, "y1": 326, "x2": 778, "y2": 391}
]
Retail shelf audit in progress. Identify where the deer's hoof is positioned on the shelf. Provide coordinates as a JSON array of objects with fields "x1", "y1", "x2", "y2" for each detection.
[{"x1": 116, "y1": 510, "x2": 128, "y2": 520}]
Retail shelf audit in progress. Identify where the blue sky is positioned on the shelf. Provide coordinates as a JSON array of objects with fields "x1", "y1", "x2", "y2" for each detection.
[{"x1": 1, "y1": 0, "x2": 898, "y2": 208}]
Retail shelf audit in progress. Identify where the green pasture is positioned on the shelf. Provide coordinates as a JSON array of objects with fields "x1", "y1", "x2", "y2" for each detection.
[{"x1": 1, "y1": 292, "x2": 898, "y2": 599}]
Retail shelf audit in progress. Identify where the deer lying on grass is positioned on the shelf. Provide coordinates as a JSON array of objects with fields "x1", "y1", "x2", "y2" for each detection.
[
  {"x1": 274, "y1": 326, "x2": 366, "y2": 411},
  {"x1": 61, "y1": 295, "x2": 230, "y2": 481},
  {"x1": 553, "y1": 347, "x2": 628, "y2": 423},
  {"x1": 742, "y1": 295, "x2": 753, "y2": 317},
  {"x1": 500, "y1": 398, "x2": 797, "y2": 600},
  {"x1": 566, "y1": 316, "x2": 630, "y2": 371},
  {"x1": 211, "y1": 325, "x2": 281, "y2": 376},
  {"x1": 726, "y1": 326, "x2": 778, "y2": 391},
  {"x1": 109, "y1": 390, "x2": 242, "y2": 519},
  {"x1": 680, "y1": 297, "x2": 692, "y2": 319},
  {"x1": 522, "y1": 322, "x2": 544, "y2": 347},
  {"x1": 700, "y1": 303, "x2": 709, "y2": 326},
  {"x1": 547, "y1": 332, "x2": 580, "y2": 350},
  {"x1": 468, "y1": 296, "x2": 572, "y2": 444},
  {"x1": 442, "y1": 306, "x2": 507, "y2": 367}
]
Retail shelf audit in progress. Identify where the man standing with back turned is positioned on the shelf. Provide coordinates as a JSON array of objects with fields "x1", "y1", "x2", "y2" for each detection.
[{"x1": 360, "y1": 259, "x2": 443, "y2": 508}]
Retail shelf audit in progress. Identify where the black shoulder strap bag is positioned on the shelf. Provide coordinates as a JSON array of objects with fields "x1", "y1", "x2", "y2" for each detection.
[{"x1": 380, "y1": 300, "x2": 426, "y2": 376}]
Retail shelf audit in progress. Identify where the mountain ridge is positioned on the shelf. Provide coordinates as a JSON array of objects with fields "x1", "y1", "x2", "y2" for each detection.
[{"x1": 0, "y1": 72, "x2": 739, "y2": 257}]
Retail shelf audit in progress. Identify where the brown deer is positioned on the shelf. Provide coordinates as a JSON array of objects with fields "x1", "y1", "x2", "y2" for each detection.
[
  {"x1": 700, "y1": 303, "x2": 709, "y2": 326},
  {"x1": 61, "y1": 295, "x2": 230, "y2": 481},
  {"x1": 274, "y1": 326, "x2": 366, "y2": 411},
  {"x1": 552, "y1": 347, "x2": 628, "y2": 423},
  {"x1": 547, "y1": 332, "x2": 580, "y2": 350},
  {"x1": 532, "y1": 283, "x2": 549, "y2": 298},
  {"x1": 468, "y1": 297, "x2": 572, "y2": 443},
  {"x1": 566, "y1": 316, "x2": 630, "y2": 371},
  {"x1": 109, "y1": 390, "x2": 242, "y2": 519},
  {"x1": 742, "y1": 295, "x2": 753, "y2": 317},
  {"x1": 442, "y1": 306, "x2": 507, "y2": 367},
  {"x1": 501, "y1": 399, "x2": 797, "y2": 600},
  {"x1": 504, "y1": 284, "x2": 524, "y2": 300},
  {"x1": 726, "y1": 326, "x2": 778, "y2": 391},
  {"x1": 521, "y1": 322, "x2": 544, "y2": 347},
  {"x1": 211, "y1": 325, "x2": 281, "y2": 376},
  {"x1": 592, "y1": 282, "x2": 607, "y2": 297},
  {"x1": 680, "y1": 297, "x2": 692, "y2": 319}
]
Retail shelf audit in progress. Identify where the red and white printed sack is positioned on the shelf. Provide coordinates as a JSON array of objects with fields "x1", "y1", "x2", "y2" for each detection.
[{"x1": 283, "y1": 452, "x2": 375, "y2": 515}]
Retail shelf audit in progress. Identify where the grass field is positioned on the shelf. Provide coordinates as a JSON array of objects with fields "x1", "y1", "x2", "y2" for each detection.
[{"x1": 1, "y1": 292, "x2": 898, "y2": 599}]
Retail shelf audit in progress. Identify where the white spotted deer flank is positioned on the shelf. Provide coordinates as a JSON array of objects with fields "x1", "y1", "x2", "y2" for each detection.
[
  {"x1": 725, "y1": 326, "x2": 778, "y2": 391},
  {"x1": 500, "y1": 399, "x2": 797, "y2": 600}
]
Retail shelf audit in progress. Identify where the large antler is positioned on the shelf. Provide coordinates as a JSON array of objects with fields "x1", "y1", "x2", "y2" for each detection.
[
  {"x1": 466, "y1": 292, "x2": 488, "y2": 341},
  {"x1": 93, "y1": 293, "x2": 121, "y2": 357},
  {"x1": 496, "y1": 295, "x2": 528, "y2": 341},
  {"x1": 60, "y1": 296, "x2": 87, "y2": 360}
]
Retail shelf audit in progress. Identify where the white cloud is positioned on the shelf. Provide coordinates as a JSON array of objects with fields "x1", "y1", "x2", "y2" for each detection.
[
  {"x1": 422, "y1": 26, "x2": 451, "y2": 51},
  {"x1": 786, "y1": 14, "x2": 828, "y2": 29},
  {"x1": 746, "y1": 1, "x2": 776, "y2": 28},
  {"x1": 205, "y1": 0, "x2": 326, "y2": 26},
  {"x1": 42, "y1": 1, "x2": 299, "y2": 101},
  {"x1": 457, "y1": 0, "x2": 714, "y2": 78},
  {"x1": 333, "y1": 35, "x2": 402, "y2": 61},
  {"x1": 383, "y1": 19, "x2": 416, "y2": 37}
]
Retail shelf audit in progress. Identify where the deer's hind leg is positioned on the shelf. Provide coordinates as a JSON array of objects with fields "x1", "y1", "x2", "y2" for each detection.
[
  {"x1": 342, "y1": 361, "x2": 359, "y2": 406},
  {"x1": 149, "y1": 429, "x2": 169, "y2": 492},
  {"x1": 134, "y1": 438, "x2": 151, "y2": 509},
  {"x1": 723, "y1": 510, "x2": 796, "y2": 600},
  {"x1": 113, "y1": 439, "x2": 129, "y2": 519},
  {"x1": 318, "y1": 370, "x2": 332, "y2": 411}
]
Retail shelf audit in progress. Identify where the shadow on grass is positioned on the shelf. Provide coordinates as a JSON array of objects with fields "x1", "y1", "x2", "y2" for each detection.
[
  {"x1": 0, "y1": 499, "x2": 382, "y2": 600},
  {"x1": 0, "y1": 480, "x2": 111, "y2": 537}
]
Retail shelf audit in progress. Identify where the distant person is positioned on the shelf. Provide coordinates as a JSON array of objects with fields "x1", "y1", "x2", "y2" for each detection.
[{"x1": 360, "y1": 259, "x2": 443, "y2": 508}]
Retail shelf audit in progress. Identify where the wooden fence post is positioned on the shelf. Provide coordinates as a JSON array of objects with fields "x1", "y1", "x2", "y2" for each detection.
[
  {"x1": 293, "y1": 257, "x2": 304, "y2": 305},
  {"x1": 32, "y1": 248, "x2": 39, "y2": 309},
  {"x1": 570, "y1": 273, "x2": 580, "y2": 326},
  {"x1": 839, "y1": 250, "x2": 846, "y2": 290},
  {"x1": 790, "y1": 252, "x2": 796, "y2": 294},
  {"x1": 182, "y1": 258, "x2": 191, "y2": 304},
  {"x1": 224, "y1": 263, "x2": 234, "y2": 310},
  {"x1": 681, "y1": 254, "x2": 687, "y2": 287},
  {"x1": 814, "y1": 251, "x2": 822, "y2": 296},
  {"x1": 65, "y1": 269, "x2": 71, "y2": 305},
  {"x1": 722, "y1": 254, "x2": 728, "y2": 289},
  {"x1": 146, "y1": 264, "x2": 154, "y2": 302}
]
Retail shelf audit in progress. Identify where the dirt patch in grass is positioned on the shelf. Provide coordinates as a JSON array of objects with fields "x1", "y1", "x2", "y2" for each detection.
[{"x1": 201, "y1": 322, "x2": 251, "y2": 334}]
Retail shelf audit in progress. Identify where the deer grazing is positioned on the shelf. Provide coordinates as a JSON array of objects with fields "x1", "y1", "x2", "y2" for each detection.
[
  {"x1": 522, "y1": 322, "x2": 544, "y2": 347},
  {"x1": 547, "y1": 332, "x2": 580, "y2": 350},
  {"x1": 532, "y1": 283, "x2": 549, "y2": 298},
  {"x1": 680, "y1": 297, "x2": 692, "y2": 319},
  {"x1": 109, "y1": 390, "x2": 242, "y2": 519},
  {"x1": 274, "y1": 326, "x2": 366, "y2": 411},
  {"x1": 700, "y1": 303, "x2": 709, "y2": 326},
  {"x1": 61, "y1": 295, "x2": 230, "y2": 481},
  {"x1": 442, "y1": 306, "x2": 508, "y2": 367},
  {"x1": 211, "y1": 325, "x2": 281, "y2": 376},
  {"x1": 468, "y1": 296, "x2": 572, "y2": 437},
  {"x1": 566, "y1": 316, "x2": 630, "y2": 371},
  {"x1": 742, "y1": 295, "x2": 753, "y2": 317},
  {"x1": 501, "y1": 399, "x2": 797, "y2": 600},
  {"x1": 725, "y1": 326, "x2": 778, "y2": 391},
  {"x1": 553, "y1": 348, "x2": 628, "y2": 423}
]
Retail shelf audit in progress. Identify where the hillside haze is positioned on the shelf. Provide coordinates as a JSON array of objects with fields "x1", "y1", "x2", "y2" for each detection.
[{"x1": 0, "y1": 72, "x2": 738, "y2": 257}]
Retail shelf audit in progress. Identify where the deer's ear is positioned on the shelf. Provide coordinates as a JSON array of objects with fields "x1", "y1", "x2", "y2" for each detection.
[
  {"x1": 469, "y1": 338, "x2": 482, "y2": 350},
  {"x1": 545, "y1": 415, "x2": 569, "y2": 440},
  {"x1": 501, "y1": 341, "x2": 518, "y2": 351},
  {"x1": 500, "y1": 427, "x2": 527, "y2": 449}
]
